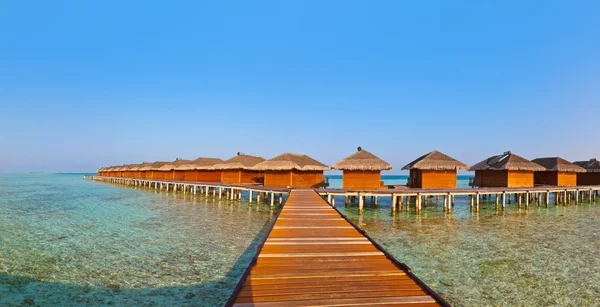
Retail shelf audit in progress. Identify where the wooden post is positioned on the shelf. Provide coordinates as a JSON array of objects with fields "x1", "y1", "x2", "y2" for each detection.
[
  {"x1": 495, "y1": 194, "x2": 499, "y2": 208},
  {"x1": 358, "y1": 193, "x2": 364, "y2": 215},
  {"x1": 469, "y1": 195, "x2": 473, "y2": 210},
  {"x1": 525, "y1": 192, "x2": 529, "y2": 208},
  {"x1": 270, "y1": 192, "x2": 275, "y2": 208},
  {"x1": 502, "y1": 192, "x2": 506, "y2": 209},
  {"x1": 331, "y1": 195, "x2": 335, "y2": 206},
  {"x1": 279, "y1": 193, "x2": 283, "y2": 204},
  {"x1": 391, "y1": 194, "x2": 397, "y2": 215},
  {"x1": 399, "y1": 195, "x2": 404, "y2": 211},
  {"x1": 249, "y1": 190, "x2": 253, "y2": 204},
  {"x1": 518, "y1": 194, "x2": 522, "y2": 208}
]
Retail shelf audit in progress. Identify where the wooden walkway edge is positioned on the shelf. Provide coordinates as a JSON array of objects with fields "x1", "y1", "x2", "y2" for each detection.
[{"x1": 226, "y1": 189, "x2": 449, "y2": 307}]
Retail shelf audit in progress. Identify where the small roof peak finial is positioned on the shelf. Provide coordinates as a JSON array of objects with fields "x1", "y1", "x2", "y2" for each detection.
[
  {"x1": 503, "y1": 150, "x2": 511, "y2": 155},
  {"x1": 592, "y1": 158, "x2": 597, "y2": 162},
  {"x1": 357, "y1": 146, "x2": 362, "y2": 152}
]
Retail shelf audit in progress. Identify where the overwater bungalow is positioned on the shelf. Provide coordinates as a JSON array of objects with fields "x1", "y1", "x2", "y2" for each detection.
[
  {"x1": 116, "y1": 165, "x2": 129, "y2": 178},
  {"x1": 106, "y1": 166, "x2": 116, "y2": 177},
  {"x1": 176, "y1": 157, "x2": 224, "y2": 182},
  {"x1": 157, "y1": 159, "x2": 192, "y2": 180},
  {"x1": 125, "y1": 164, "x2": 139, "y2": 178},
  {"x1": 145, "y1": 161, "x2": 169, "y2": 179},
  {"x1": 110, "y1": 166, "x2": 121, "y2": 177},
  {"x1": 470, "y1": 151, "x2": 544, "y2": 187},
  {"x1": 574, "y1": 158, "x2": 600, "y2": 185},
  {"x1": 253, "y1": 153, "x2": 330, "y2": 188},
  {"x1": 211, "y1": 153, "x2": 266, "y2": 184},
  {"x1": 402, "y1": 150, "x2": 469, "y2": 189},
  {"x1": 531, "y1": 157, "x2": 585, "y2": 186},
  {"x1": 97, "y1": 167, "x2": 106, "y2": 176},
  {"x1": 332, "y1": 147, "x2": 392, "y2": 189},
  {"x1": 129, "y1": 163, "x2": 152, "y2": 178},
  {"x1": 137, "y1": 162, "x2": 156, "y2": 179}
]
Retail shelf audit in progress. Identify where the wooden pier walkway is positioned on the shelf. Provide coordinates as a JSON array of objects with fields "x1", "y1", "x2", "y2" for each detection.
[{"x1": 226, "y1": 189, "x2": 448, "y2": 307}]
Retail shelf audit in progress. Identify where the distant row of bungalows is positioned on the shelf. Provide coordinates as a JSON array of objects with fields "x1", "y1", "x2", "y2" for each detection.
[{"x1": 97, "y1": 148, "x2": 600, "y2": 190}]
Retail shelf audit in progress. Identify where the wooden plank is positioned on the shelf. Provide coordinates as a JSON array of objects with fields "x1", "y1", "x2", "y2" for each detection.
[
  {"x1": 234, "y1": 290, "x2": 430, "y2": 303},
  {"x1": 229, "y1": 190, "x2": 445, "y2": 306}
]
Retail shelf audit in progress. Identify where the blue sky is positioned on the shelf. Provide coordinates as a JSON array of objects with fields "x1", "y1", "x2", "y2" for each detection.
[{"x1": 1, "y1": 1, "x2": 599, "y2": 173}]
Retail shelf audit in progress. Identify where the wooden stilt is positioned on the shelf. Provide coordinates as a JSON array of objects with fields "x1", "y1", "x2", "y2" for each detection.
[
  {"x1": 270, "y1": 192, "x2": 275, "y2": 208},
  {"x1": 358, "y1": 193, "x2": 364, "y2": 215}
]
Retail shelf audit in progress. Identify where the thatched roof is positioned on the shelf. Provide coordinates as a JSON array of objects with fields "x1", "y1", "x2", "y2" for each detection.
[
  {"x1": 253, "y1": 153, "x2": 330, "y2": 171},
  {"x1": 158, "y1": 159, "x2": 193, "y2": 171},
  {"x1": 211, "y1": 153, "x2": 266, "y2": 170},
  {"x1": 470, "y1": 151, "x2": 545, "y2": 171},
  {"x1": 574, "y1": 158, "x2": 600, "y2": 173},
  {"x1": 116, "y1": 165, "x2": 130, "y2": 171},
  {"x1": 176, "y1": 157, "x2": 225, "y2": 170},
  {"x1": 129, "y1": 162, "x2": 151, "y2": 172},
  {"x1": 531, "y1": 157, "x2": 586, "y2": 173},
  {"x1": 402, "y1": 150, "x2": 468, "y2": 171},
  {"x1": 144, "y1": 161, "x2": 169, "y2": 171},
  {"x1": 139, "y1": 161, "x2": 165, "y2": 171},
  {"x1": 332, "y1": 147, "x2": 392, "y2": 171}
]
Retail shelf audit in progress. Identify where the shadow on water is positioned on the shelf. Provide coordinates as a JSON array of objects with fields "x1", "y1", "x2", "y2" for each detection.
[{"x1": 0, "y1": 214, "x2": 275, "y2": 307}]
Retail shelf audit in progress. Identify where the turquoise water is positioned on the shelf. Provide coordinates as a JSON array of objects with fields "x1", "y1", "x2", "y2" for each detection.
[
  {"x1": 2, "y1": 174, "x2": 599, "y2": 306},
  {"x1": 335, "y1": 192, "x2": 600, "y2": 306},
  {"x1": 0, "y1": 174, "x2": 277, "y2": 306}
]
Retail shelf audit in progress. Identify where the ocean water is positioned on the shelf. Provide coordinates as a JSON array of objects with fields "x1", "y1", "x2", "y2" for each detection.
[
  {"x1": 0, "y1": 174, "x2": 277, "y2": 306},
  {"x1": 334, "y1": 191, "x2": 600, "y2": 306},
  {"x1": 2, "y1": 174, "x2": 599, "y2": 306}
]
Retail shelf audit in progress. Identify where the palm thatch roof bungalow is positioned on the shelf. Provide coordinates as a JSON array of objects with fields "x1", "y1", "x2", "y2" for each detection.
[
  {"x1": 573, "y1": 158, "x2": 600, "y2": 185},
  {"x1": 176, "y1": 157, "x2": 224, "y2": 182},
  {"x1": 470, "y1": 151, "x2": 544, "y2": 187},
  {"x1": 211, "y1": 153, "x2": 266, "y2": 184},
  {"x1": 97, "y1": 166, "x2": 107, "y2": 176},
  {"x1": 135, "y1": 162, "x2": 156, "y2": 179},
  {"x1": 157, "y1": 159, "x2": 192, "y2": 180},
  {"x1": 253, "y1": 153, "x2": 330, "y2": 188},
  {"x1": 332, "y1": 147, "x2": 392, "y2": 190},
  {"x1": 402, "y1": 150, "x2": 469, "y2": 189},
  {"x1": 125, "y1": 164, "x2": 140, "y2": 178},
  {"x1": 531, "y1": 157, "x2": 585, "y2": 186},
  {"x1": 115, "y1": 165, "x2": 130, "y2": 177},
  {"x1": 129, "y1": 162, "x2": 153, "y2": 178},
  {"x1": 146, "y1": 161, "x2": 169, "y2": 179},
  {"x1": 106, "y1": 166, "x2": 117, "y2": 177}
]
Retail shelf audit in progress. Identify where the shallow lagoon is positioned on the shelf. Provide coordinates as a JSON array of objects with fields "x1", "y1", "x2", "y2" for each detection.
[
  {"x1": 0, "y1": 174, "x2": 276, "y2": 306},
  {"x1": 337, "y1": 195, "x2": 600, "y2": 306},
  {"x1": 1, "y1": 174, "x2": 599, "y2": 306}
]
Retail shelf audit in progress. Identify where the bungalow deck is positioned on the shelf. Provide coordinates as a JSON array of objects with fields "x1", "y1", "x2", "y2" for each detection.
[{"x1": 88, "y1": 176, "x2": 600, "y2": 214}]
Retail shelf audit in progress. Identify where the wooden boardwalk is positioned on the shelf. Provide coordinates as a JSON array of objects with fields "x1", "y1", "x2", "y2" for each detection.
[{"x1": 227, "y1": 189, "x2": 448, "y2": 307}]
